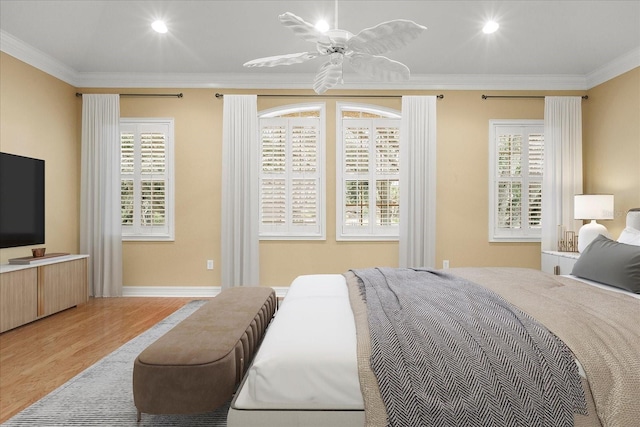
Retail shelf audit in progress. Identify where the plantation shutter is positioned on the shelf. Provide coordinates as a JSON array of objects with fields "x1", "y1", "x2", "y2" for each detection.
[
  {"x1": 260, "y1": 122, "x2": 287, "y2": 229},
  {"x1": 341, "y1": 118, "x2": 400, "y2": 236},
  {"x1": 140, "y1": 131, "x2": 166, "y2": 231},
  {"x1": 492, "y1": 123, "x2": 544, "y2": 240},
  {"x1": 120, "y1": 121, "x2": 172, "y2": 238},
  {"x1": 121, "y1": 131, "x2": 135, "y2": 227},
  {"x1": 259, "y1": 117, "x2": 321, "y2": 237},
  {"x1": 375, "y1": 123, "x2": 400, "y2": 228},
  {"x1": 344, "y1": 123, "x2": 370, "y2": 228},
  {"x1": 496, "y1": 132, "x2": 523, "y2": 230},
  {"x1": 528, "y1": 132, "x2": 544, "y2": 229},
  {"x1": 291, "y1": 123, "x2": 318, "y2": 227}
]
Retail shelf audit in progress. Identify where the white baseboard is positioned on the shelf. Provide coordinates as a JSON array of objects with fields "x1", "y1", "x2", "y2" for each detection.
[
  {"x1": 122, "y1": 285, "x2": 289, "y2": 298},
  {"x1": 122, "y1": 286, "x2": 221, "y2": 297}
]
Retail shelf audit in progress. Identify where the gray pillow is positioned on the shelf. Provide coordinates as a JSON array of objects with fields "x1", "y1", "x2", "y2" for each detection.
[{"x1": 571, "y1": 234, "x2": 640, "y2": 293}]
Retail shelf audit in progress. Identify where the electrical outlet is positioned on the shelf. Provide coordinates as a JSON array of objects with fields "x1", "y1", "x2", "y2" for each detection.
[
  {"x1": 443, "y1": 260, "x2": 450, "y2": 269},
  {"x1": 207, "y1": 260, "x2": 214, "y2": 270}
]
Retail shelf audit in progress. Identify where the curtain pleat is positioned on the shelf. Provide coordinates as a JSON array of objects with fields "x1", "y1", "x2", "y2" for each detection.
[
  {"x1": 399, "y1": 96, "x2": 437, "y2": 268},
  {"x1": 541, "y1": 96, "x2": 583, "y2": 251},
  {"x1": 221, "y1": 95, "x2": 259, "y2": 288},
  {"x1": 80, "y1": 94, "x2": 123, "y2": 297}
]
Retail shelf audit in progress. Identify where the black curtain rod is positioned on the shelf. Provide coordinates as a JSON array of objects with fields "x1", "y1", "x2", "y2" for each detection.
[
  {"x1": 75, "y1": 92, "x2": 183, "y2": 98},
  {"x1": 482, "y1": 94, "x2": 588, "y2": 100},
  {"x1": 215, "y1": 93, "x2": 444, "y2": 99}
]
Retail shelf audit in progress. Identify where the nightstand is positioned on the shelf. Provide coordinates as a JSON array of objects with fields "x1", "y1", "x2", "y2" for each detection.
[{"x1": 541, "y1": 251, "x2": 580, "y2": 275}]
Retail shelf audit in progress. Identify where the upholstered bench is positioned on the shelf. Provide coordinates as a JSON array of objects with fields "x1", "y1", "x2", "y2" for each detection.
[{"x1": 132, "y1": 286, "x2": 277, "y2": 420}]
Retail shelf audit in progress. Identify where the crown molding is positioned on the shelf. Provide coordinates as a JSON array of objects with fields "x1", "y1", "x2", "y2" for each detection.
[
  {"x1": 0, "y1": 30, "x2": 77, "y2": 85},
  {"x1": 362, "y1": 74, "x2": 589, "y2": 91},
  {"x1": 72, "y1": 72, "x2": 590, "y2": 91},
  {"x1": 2, "y1": 29, "x2": 637, "y2": 91},
  {"x1": 71, "y1": 72, "x2": 318, "y2": 89},
  {"x1": 585, "y1": 47, "x2": 640, "y2": 89}
]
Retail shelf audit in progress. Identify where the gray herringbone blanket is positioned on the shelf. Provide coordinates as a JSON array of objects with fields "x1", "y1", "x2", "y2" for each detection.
[{"x1": 351, "y1": 267, "x2": 586, "y2": 427}]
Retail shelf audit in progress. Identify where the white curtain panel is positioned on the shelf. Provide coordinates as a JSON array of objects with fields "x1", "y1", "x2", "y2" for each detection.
[
  {"x1": 399, "y1": 96, "x2": 437, "y2": 268},
  {"x1": 221, "y1": 95, "x2": 259, "y2": 288},
  {"x1": 541, "y1": 96, "x2": 583, "y2": 251},
  {"x1": 80, "y1": 94, "x2": 123, "y2": 297}
]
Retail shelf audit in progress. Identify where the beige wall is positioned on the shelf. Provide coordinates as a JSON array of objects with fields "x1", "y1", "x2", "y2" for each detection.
[
  {"x1": 436, "y1": 90, "x2": 545, "y2": 271},
  {"x1": 2, "y1": 51, "x2": 638, "y2": 288},
  {"x1": 583, "y1": 68, "x2": 640, "y2": 237},
  {"x1": 86, "y1": 88, "x2": 585, "y2": 288},
  {"x1": 0, "y1": 53, "x2": 80, "y2": 264},
  {"x1": 122, "y1": 89, "x2": 222, "y2": 287}
]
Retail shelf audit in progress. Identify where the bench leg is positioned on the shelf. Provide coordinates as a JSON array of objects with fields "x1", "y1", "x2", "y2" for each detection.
[{"x1": 137, "y1": 410, "x2": 141, "y2": 422}]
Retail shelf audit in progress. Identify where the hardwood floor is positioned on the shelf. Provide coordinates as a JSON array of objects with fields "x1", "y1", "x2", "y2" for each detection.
[{"x1": 0, "y1": 297, "x2": 202, "y2": 423}]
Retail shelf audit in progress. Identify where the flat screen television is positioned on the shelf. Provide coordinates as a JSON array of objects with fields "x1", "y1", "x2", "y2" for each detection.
[{"x1": 0, "y1": 152, "x2": 45, "y2": 249}]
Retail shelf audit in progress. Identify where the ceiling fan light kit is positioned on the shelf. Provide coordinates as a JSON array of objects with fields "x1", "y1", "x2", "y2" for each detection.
[{"x1": 243, "y1": 11, "x2": 426, "y2": 94}]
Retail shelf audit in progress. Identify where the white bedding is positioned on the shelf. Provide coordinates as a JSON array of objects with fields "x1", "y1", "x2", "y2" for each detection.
[{"x1": 233, "y1": 274, "x2": 364, "y2": 410}]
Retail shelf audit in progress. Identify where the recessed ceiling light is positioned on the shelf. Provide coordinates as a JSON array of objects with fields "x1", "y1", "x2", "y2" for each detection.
[
  {"x1": 315, "y1": 19, "x2": 330, "y2": 33},
  {"x1": 482, "y1": 21, "x2": 499, "y2": 34},
  {"x1": 152, "y1": 20, "x2": 168, "y2": 34}
]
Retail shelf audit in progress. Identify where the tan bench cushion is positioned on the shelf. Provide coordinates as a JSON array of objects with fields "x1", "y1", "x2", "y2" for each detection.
[{"x1": 133, "y1": 286, "x2": 276, "y2": 415}]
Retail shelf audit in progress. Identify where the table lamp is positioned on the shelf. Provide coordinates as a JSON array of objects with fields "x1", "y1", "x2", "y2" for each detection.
[{"x1": 574, "y1": 194, "x2": 614, "y2": 252}]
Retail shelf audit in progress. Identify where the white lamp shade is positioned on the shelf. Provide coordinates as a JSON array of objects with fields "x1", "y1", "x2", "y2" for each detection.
[{"x1": 574, "y1": 194, "x2": 614, "y2": 220}]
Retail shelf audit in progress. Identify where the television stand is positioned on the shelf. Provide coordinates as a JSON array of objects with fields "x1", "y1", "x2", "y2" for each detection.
[{"x1": 0, "y1": 254, "x2": 88, "y2": 333}]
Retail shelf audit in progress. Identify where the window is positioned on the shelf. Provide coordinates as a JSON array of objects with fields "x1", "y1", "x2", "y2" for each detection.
[
  {"x1": 120, "y1": 118, "x2": 174, "y2": 241},
  {"x1": 489, "y1": 120, "x2": 544, "y2": 242},
  {"x1": 337, "y1": 103, "x2": 401, "y2": 240},
  {"x1": 259, "y1": 104, "x2": 325, "y2": 239}
]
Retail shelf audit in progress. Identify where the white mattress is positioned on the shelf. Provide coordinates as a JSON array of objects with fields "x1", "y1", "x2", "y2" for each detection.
[{"x1": 233, "y1": 274, "x2": 364, "y2": 410}]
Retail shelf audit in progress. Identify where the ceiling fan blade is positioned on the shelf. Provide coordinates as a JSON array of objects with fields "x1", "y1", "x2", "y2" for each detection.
[
  {"x1": 244, "y1": 51, "x2": 319, "y2": 68},
  {"x1": 347, "y1": 20, "x2": 426, "y2": 55},
  {"x1": 279, "y1": 12, "x2": 327, "y2": 44},
  {"x1": 313, "y1": 60, "x2": 343, "y2": 94},
  {"x1": 348, "y1": 52, "x2": 410, "y2": 81}
]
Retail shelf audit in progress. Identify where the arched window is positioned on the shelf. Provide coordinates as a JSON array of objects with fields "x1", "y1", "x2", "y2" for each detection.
[
  {"x1": 336, "y1": 103, "x2": 401, "y2": 240},
  {"x1": 258, "y1": 103, "x2": 326, "y2": 239}
]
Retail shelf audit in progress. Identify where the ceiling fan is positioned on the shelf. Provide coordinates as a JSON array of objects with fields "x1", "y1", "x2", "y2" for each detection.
[{"x1": 243, "y1": 4, "x2": 427, "y2": 94}]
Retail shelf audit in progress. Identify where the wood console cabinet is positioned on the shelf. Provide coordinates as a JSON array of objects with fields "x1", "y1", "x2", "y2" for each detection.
[{"x1": 0, "y1": 255, "x2": 88, "y2": 333}]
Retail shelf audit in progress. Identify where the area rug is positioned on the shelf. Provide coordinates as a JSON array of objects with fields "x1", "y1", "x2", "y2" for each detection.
[{"x1": 2, "y1": 300, "x2": 230, "y2": 426}]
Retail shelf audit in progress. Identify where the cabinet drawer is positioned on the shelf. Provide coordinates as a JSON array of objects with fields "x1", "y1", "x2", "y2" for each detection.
[
  {"x1": 541, "y1": 251, "x2": 579, "y2": 275},
  {"x1": 39, "y1": 259, "x2": 88, "y2": 317},
  {"x1": 0, "y1": 269, "x2": 38, "y2": 332}
]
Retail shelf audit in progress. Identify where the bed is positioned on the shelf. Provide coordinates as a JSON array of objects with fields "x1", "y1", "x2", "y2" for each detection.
[{"x1": 228, "y1": 210, "x2": 640, "y2": 427}]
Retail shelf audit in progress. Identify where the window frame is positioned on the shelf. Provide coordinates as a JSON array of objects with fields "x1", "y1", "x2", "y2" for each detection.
[
  {"x1": 336, "y1": 103, "x2": 401, "y2": 241},
  {"x1": 488, "y1": 119, "x2": 544, "y2": 243},
  {"x1": 258, "y1": 103, "x2": 326, "y2": 240},
  {"x1": 120, "y1": 118, "x2": 175, "y2": 242}
]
